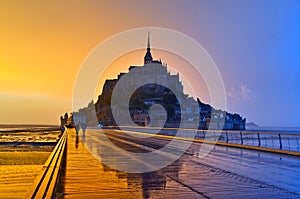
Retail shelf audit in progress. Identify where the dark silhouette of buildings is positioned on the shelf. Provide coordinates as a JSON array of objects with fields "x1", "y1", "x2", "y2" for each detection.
[{"x1": 94, "y1": 33, "x2": 245, "y2": 130}]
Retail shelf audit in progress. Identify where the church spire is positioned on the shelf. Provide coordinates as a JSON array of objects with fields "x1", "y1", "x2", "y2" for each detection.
[
  {"x1": 144, "y1": 31, "x2": 153, "y2": 64},
  {"x1": 147, "y1": 31, "x2": 150, "y2": 50}
]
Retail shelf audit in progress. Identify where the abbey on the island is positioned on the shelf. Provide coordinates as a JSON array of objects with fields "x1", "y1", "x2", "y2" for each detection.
[{"x1": 95, "y1": 33, "x2": 246, "y2": 130}]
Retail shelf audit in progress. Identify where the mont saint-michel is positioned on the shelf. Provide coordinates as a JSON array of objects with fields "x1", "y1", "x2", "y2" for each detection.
[{"x1": 94, "y1": 34, "x2": 246, "y2": 130}]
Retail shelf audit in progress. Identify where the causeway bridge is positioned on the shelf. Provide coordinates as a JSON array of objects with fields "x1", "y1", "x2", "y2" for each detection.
[{"x1": 25, "y1": 127, "x2": 300, "y2": 199}]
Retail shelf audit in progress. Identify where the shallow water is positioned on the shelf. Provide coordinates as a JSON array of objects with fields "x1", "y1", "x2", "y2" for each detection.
[{"x1": 0, "y1": 131, "x2": 61, "y2": 143}]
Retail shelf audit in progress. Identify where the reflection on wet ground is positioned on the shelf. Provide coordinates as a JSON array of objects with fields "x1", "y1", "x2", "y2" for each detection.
[{"x1": 57, "y1": 129, "x2": 300, "y2": 199}]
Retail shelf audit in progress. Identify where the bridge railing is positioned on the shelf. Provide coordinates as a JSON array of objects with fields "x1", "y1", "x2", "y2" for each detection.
[
  {"x1": 25, "y1": 130, "x2": 67, "y2": 199},
  {"x1": 110, "y1": 126, "x2": 300, "y2": 153},
  {"x1": 211, "y1": 130, "x2": 300, "y2": 152}
]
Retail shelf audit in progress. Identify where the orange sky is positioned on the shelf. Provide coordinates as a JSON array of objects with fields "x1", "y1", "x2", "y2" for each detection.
[
  {"x1": 0, "y1": 2, "x2": 110, "y2": 124},
  {"x1": 0, "y1": 1, "x2": 202, "y2": 124}
]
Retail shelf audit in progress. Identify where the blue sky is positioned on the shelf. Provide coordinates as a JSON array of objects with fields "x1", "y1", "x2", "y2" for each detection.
[{"x1": 176, "y1": 0, "x2": 300, "y2": 126}]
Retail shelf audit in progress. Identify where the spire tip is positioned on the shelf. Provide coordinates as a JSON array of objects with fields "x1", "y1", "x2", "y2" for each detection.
[{"x1": 147, "y1": 31, "x2": 150, "y2": 50}]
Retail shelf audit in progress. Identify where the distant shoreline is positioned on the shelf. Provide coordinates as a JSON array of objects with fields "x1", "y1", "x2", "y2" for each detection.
[
  {"x1": 0, "y1": 125, "x2": 60, "y2": 133},
  {"x1": 0, "y1": 124, "x2": 59, "y2": 127}
]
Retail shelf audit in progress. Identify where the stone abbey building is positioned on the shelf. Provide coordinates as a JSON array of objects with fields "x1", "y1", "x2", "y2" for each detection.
[{"x1": 95, "y1": 33, "x2": 245, "y2": 130}]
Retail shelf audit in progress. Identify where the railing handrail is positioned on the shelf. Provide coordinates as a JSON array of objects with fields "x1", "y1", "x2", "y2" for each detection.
[
  {"x1": 102, "y1": 125, "x2": 300, "y2": 153},
  {"x1": 106, "y1": 125, "x2": 300, "y2": 136},
  {"x1": 25, "y1": 130, "x2": 67, "y2": 199}
]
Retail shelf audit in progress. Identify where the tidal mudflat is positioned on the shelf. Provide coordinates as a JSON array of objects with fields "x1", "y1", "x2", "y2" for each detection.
[{"x1": 0, "y1": 126, "x2": 60, "y2": 199}]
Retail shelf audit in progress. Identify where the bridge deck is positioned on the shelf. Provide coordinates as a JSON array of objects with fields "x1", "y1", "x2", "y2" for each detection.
[
  {"x1": 55, "y1": 129, "x2": 203, "y2": 198},
  {"x1": 55, "y1": 128, "x2": 300, "y2": 199}
]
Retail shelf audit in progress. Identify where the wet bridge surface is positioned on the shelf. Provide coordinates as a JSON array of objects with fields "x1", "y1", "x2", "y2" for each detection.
[{"x1": 56, "y1": 128, "x2": 300, "y2": 199}]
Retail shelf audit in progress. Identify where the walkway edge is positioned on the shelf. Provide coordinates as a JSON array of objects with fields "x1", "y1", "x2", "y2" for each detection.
[{"x1": 24, "y1": 130, "x2": 68, "y2": 199}]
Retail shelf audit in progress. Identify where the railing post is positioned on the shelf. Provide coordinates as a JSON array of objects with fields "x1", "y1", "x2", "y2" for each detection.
[
  {"x1": 240, "y1": 132, "x2": 243, "y2": 145},
  {"x1": 203, "y1": 131, "x2": 206, "y2": 139},
  {"x1": 257, "y1": 133, "x2": 261, "y2": 147},
  {"x1": 279, "y1": 134, "x2": 282, "y2": 149},
  {"x1": 225, "y1": 131, "x2": 229, "y2": 143}
]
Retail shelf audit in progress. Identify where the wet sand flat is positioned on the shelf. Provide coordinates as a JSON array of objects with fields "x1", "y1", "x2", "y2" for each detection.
[
  {"x1": 0, "y1": 151, "x2": 52, "y2": 198},
  {"x1": 0, "y1": 164, "x2": 43, "y2": 199},
  {"x1": 0, "y1": 126, "x2": 60, "y2": 198}
]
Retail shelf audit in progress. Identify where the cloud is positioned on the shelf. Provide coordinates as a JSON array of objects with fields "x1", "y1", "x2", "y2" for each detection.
[{"x1": 227, "y1": 83, "x2": 254, "y2": 102}]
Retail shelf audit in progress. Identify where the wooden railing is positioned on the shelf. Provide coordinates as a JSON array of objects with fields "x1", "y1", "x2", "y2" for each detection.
[{"x1": 25, "y1": 130, "x2": 67, "y2": 199}]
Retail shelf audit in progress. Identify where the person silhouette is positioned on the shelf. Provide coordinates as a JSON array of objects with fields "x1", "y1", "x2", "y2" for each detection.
[
  {"x1": 75, "y1": 134, "x2": 79, "y2": 149},
  {"x1": 75, "y1": 123, "x2": 80, "y2": 135},
  {"x1": 81, "y1": 123, "x2": 86, "y2": 135}
]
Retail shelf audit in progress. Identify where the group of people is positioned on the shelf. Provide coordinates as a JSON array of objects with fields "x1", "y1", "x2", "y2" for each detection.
[{"x1": 60, "y1": 112, "x2": 87, "y2": 134}]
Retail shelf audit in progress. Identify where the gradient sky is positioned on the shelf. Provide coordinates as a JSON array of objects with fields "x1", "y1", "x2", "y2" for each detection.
[{"x1": 0, "y1": 0, "x2": 299, "y2": 127}]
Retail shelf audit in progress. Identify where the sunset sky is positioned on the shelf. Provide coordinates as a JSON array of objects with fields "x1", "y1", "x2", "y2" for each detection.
[{"x1": 0, "y1": 0, "x2": 299, "y2": 127}]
